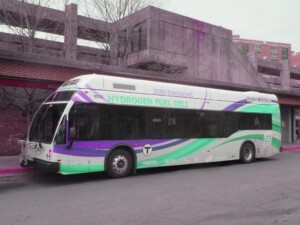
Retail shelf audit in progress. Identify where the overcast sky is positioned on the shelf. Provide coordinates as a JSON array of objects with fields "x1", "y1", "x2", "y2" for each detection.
[{"x1": 162, "y1": 0, "x2": 300, "y2": 52}]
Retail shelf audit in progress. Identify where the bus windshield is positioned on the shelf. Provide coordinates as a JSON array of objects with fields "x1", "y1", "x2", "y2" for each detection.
[{"x1": 29, "y1": 104, "x2": 67, "y2": 144}]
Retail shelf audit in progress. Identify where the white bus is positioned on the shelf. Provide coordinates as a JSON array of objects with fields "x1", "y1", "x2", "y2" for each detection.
[{"x1": 20, "y1": 74, "x2": 281, "y2": 178}]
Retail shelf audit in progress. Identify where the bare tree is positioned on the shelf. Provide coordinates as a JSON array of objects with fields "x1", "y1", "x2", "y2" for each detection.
[
  {"x1": 0, "y1": 86, "x2": 52, "y2": 128},
  {"x1": 81, "y1": 0, "x2": 186, "y2": 74},
  {"x1": 0, "y1": 0, "x2": 56, "y2": 53},
  {"x1": 0, "y1": 0, "x2": 185, "y2": 74},
  {"x1": 82, "y1": 0, "x2": 162, "y2": 65}
]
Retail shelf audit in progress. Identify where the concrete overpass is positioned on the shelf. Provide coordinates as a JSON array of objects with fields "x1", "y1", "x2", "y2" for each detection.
[{"x1": 1, "y1": 1, "x2": 299, "y2": 91}]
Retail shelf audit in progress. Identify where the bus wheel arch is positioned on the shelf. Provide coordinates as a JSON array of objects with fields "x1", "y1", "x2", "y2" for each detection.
[
  {"x1": 105, "y1": 145, "x2": 136, "y2": 178},
  {"x1": 240, "y1": 141, "x2": 256, "y2": 163}
]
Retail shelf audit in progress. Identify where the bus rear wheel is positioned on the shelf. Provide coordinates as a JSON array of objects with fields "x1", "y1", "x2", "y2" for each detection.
[
  {"x1": 240, "y1": 143, "x2": 255, "y2": 163},
  {"x1": 107, "y1": 149, "x2": 133, "y2": 178}
]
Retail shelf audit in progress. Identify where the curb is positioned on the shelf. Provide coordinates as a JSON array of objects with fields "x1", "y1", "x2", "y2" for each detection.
[
  {"x1": 0, "y1": 167, "x2": 34, "y2": 175},
  {"x1": 282, "y1": 146, "x2": 300, "y2": 151}
]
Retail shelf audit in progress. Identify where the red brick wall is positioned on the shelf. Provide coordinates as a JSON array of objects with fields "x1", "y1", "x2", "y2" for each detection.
[
  {"x1": 0, "y1": 59, "x2": 94, "y2": 155},
  {"x1": 0, "y1": 107, "x2": 27, "y2": 155},
  {"x1": 291, "y1": 53, "x2": 300, "y2": 68},
  {"x1": 0, "y1": 59, "x2": 93, "y2": 81}
]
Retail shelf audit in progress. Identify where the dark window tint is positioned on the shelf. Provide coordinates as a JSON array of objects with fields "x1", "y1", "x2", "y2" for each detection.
[
  {"x1": 242, "y1": 44, "x2": 249, "y2": 54},
  {"x1": 282, "y1": 47, "x2": 289, "y2": 60},
  {"x1": 45, "y1": 91, "x2": 75, "y2": 102},
  {"x1": 239, "y1": 113, "x2": 272, "y2": 130},
  {"x1": 68, "y1": 103, "x2": 272, "y2": 141}
]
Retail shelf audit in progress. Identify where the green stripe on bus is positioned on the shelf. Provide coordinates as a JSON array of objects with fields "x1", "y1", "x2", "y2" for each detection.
[
  {"x1": 60, "y1": 164, "x2": 104, "y2": 175},
  {"x1": 240, "y1": 105, "x2": 272, "y2": 113},
  {"x1": 272, "y1": 123, "x2": 281, "y2": 133},
  {"x1": 215, "y1": 134, "x2": 264, "y2": 148},
  {"x1": 215, "y1": 134, "x2": 281, "y2": 151},
  {"x1": 272, "y1": 137, "x2": 281, "y2": 150},
  {"x1": 137, "y1": 139, "x2": 218, "y2": 168}
]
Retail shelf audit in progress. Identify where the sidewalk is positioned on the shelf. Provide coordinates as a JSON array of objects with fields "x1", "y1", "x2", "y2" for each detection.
[
  {"x1": 0, "y1": 143, "x2": 300, "y2": 175},
  {"x1": 281, "y1": 143, "x2": 300, "y2": 151},
  {"x1": 0, "y1": 155, "x2": 31, "y2": 175}
]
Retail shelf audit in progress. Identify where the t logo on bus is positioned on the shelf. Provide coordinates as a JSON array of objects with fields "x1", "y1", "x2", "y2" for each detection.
[{"x1": 143, "y1": 144, "x2": 152, "y2": 156}]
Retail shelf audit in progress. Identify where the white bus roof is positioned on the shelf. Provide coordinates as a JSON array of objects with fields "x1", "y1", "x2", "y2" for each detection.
[{"x1": 58, "y1": 74, "x2": 278, "y2": 103}]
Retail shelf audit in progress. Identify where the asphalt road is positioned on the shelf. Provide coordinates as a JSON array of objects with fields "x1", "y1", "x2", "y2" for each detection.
[{"x1": 1, "y1": 151, "x2": 300, "y2": 225}]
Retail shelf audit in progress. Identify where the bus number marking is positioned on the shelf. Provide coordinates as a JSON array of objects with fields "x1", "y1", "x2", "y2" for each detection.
[{"x1": 94, "y1": 94, "x2": 103, "y2": 99}]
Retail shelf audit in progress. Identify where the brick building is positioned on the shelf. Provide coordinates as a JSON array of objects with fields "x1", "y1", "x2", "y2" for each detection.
[
  {"x1": 291, "y1": 52, "x2": 300, "y2": 68},
  {"x1": 233, "y1": 35, "x2": 292, "y2": 63}
]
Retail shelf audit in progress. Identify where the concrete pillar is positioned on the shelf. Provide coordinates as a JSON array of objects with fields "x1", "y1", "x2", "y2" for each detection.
[
  {"x1": 281, "y1": 106, "x2": 292, "y2": 143},
  {"x1": 146, "y1": 19, "x2": 151, "y2": 49},
  {"x1": 280, "y1": 59, "x2": 290, "y2": 91},
  {"x1": 109, "y1": 33, "x2": 119, "y2": 66},
  {"x1": 247, "y1": 51, "x2": 257, "y2": 68},
  {"x1": 64, "y1": 3, "x2": 78, "y2": 60}
]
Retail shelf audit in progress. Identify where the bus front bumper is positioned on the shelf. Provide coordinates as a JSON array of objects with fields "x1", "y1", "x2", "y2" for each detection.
[{"x1": 28, "y1": 158, "x2": 60, "y2": 173}]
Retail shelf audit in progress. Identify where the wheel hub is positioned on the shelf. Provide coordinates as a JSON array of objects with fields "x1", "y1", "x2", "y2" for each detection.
[
  {"x1": 117, "y1": 161, "x2": 125, "y2": 168},
  {"x1": 112, "y1": 155, "x2": 128, "y2": 174}
]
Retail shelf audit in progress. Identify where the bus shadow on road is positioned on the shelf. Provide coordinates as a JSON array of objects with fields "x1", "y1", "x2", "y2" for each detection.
[
  {"x1": 136, "y1": 157, "x2": 278, "y2": 176},
  {"x1": 26, "y1": 171, "x2": 108, "y2": 186},
  {"x1": 25, "y1": 157, "x2": 278, "y2": 185}
]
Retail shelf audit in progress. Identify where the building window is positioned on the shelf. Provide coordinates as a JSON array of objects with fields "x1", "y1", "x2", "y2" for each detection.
[
  {"x1": 242, "y1": 44, "x2": 249, "y2": 54},
  {"x1": 271, "y1": 52, "x2": 277, "y2": 58},
  {"x1": 254, "y1": 44, "x2": 261, "y2": 49},
  {"x1": 255, "y1": 51, "x2": 261, "y2": 56},
  {"x1": 271, "y1": 59, "x2": 277, "y2": 63},
  {"x1": 282, "y1": 48, "x2": 289, "y2": 60},
  {"x1": 271, "y1": 46, "x2": 278, "y2": 52}
]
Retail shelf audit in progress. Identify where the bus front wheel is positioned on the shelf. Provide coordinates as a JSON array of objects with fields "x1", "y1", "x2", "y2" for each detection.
[
  {"x1": 240, "y1": 143, "x2": 255, "y2": 163},
  {"x1": 107, "y1": 149, "x2": 133, "y2": 178}
]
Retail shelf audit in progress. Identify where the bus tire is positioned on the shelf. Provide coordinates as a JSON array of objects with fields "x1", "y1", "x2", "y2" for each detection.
[
  {"x1": 107, "y1": 149, "x2": 133, "y2": 178},
  {"x1": 240, "y1": 143, "x2": 255, "y2": 163}
]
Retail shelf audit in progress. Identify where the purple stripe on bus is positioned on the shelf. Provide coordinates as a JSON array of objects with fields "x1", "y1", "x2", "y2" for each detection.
[
  {"x1": 77, "y1": 91, "x2": 94, "y2": 103},
  {"x1": 85, "y1": 84, "x2": 109, "y2": 103},
  {"x1": 53, "y1": 139, "x2": 177, "y2": 157},
  {"x1": 223, "y1": 99, "x2": 248, "y2": 111},
  {"x1": 135, "y1": 139, "x2": 189, "y2": 154},
  {"x1": 200, "y1": 90, "x2": 208, "y2": 110},
  {"x1": 72, "y1": 95, "x2": 89, "y2": 102},
  {"x1": 54, "y1": 146, "x2": 107, "y2": 157},
  {"x1": 73, "y1": 139, "x2": 173, "y2": 150}
]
